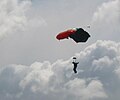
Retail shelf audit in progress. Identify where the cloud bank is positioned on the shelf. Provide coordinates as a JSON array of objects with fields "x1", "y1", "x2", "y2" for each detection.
[
  {"x1": 0, "y1": 0, "x2": 46, "y2": 40},
  {"x1": 0, "y1": 0, "x2": 32, "y2": 39},
  {"x1": 93, "y1": 0, "x2": 120, "y2": 24},
  {"x1": 91, "y1": 0, "x2": 120, "y2": 40},
  {"x1": 1, "y1": 40, "x2": 120, "y2": 100}
]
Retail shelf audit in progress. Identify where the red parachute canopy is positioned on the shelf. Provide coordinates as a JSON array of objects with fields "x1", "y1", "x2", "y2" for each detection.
[
  {"x1": 56, "y1": 29, "x2": 76, "y2": 40},
  {"x1": 56, "y1": 28, "x2": 90, "y2": 43}
]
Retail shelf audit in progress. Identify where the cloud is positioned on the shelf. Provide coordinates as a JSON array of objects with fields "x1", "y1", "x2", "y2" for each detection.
[
  {"x1": 0, "y1": 62, "x2": 106, "y2": 100},
  {"x1": 65, "y1": 78, "x2": 106, "y2": 100},
  {"x1": 75, "y1": 40, "x2": 120, "y2": 100},
  {"x1": 91, "y1": 0, "x2": 120, "y2": 41},
  {"x1": 0, "y1": 0, "x2": 46, "y2": 40},
  {"x1": 0, "y1": 0, "x2": 31, "y2": 39},
  {"x1": 92, "y1": 0, "x2": 120, "y2": 24},
  {"x1": 1, "y1": 40, "x2": 120, "y2": 100}
]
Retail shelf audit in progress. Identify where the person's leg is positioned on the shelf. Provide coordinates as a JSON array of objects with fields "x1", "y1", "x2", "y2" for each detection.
[{"x1": 73, "y1": 66, "x2": 77, "y2": 73}]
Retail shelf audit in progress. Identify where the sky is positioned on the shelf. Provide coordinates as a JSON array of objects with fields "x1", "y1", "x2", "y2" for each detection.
[{"x1": 0, "y1": 0, "x2": 120, "y2": 100}]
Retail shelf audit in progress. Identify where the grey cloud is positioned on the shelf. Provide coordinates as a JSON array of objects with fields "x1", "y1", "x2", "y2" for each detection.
[
  {"x1": 1, "y1": 40, "x2": 120, "y2": 100},
  {"x1": 91, "y1": 0, "x2": 120, "y2": 41},
  {"x1": 0, "y1": 0, "x2": 46, "y2": 40},
  {"x1": 0, "y1": 0, "x2": 31, "y2": 40},
  {"x1": 92, "y1": 0, "x2": 120, "y2": 24}
]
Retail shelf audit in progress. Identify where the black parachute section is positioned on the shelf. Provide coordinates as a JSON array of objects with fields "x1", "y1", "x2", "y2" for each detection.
[{"x1": 69, "y1": 28, "x2": 90, "y2": 43}]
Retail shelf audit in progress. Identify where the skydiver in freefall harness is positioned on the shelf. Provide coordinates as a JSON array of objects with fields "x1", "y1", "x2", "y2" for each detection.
[{"x1": 72, "y1": 57, "x2": 79, "y2": 73}]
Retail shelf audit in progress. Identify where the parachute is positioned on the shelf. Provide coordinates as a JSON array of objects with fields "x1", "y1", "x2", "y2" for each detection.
[{"x1": 56, "y1": 28, "x2": 90, "y2": 43}]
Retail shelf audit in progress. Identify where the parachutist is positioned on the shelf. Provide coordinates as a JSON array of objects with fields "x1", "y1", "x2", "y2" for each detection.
[
  {"x1": 72, "y1": 62, "x2": 79, "y2": 73},
  {"x1": 72, "y1": 57, "x2": 79, "y2": 73},
  {"x1": 56, "y1": 27, "x2": 90, "y2": 73}
]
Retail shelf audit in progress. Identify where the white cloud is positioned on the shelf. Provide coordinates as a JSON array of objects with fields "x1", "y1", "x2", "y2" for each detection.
[
  {"x1": 65, "y1": 78, "x2": 107, "y2": 100},
  {"x1": 1, "y1": 40, "x2": 120, "y2": 100},
  {"x1": 76, "y1": 40, "x2": 120, "y2": 74},
  {"x1": 92, "y1": 0, "x2": 120, "y2": 24},
  {"x1": 0, "y1": 0, "x2": 46, "y2": 40},
  {"x1": 19, "y1": 61, "x2": 53, "y2": 93},
  {"x1": 91, "y1": 0, "x2": 120, "y2": 41},
  {"x1": 0, "y1": 0, "x2": 31, "y2": 39},
  {"x1": 0, "y1": 62, "x2": 106, "y2": 100},
  {"x1": 114, "y1": 57, "x2": 120, "y2": 78}
]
